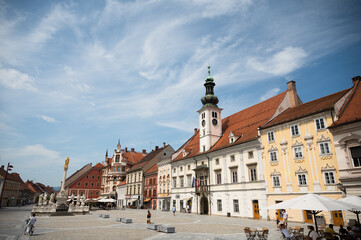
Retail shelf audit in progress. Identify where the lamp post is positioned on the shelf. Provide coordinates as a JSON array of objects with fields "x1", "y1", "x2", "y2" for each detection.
[
  {"x1": 336, "y1": 182, "x2": 347, "y2": 196},
  {"x1": 0, "y1": 163, "x2": 14, "y2": 208}
]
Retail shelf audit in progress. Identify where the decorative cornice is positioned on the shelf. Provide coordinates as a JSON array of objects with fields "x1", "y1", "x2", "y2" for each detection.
[
  {"x1": 295, "y1": 166, "x2": 307, "y2": 174},
  {"x1": 292, "y1": 139, "x2": 303, "y2": 147},
  {"x1": 321, "y1": 163, "x2": 336, "y2": 171}
]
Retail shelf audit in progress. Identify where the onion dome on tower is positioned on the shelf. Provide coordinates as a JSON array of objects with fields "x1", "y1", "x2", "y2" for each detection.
[{"x1": 201, "y1": 66, "x2": 219, "y2": 108}]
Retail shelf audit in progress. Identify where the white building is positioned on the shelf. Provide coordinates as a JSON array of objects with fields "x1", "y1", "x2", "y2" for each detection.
[
  {"x1": 157, "y1": 156, "x2": 172, "y2": 211},
  {"x1": 116, "y1": 180, "x2": 126, "y2": 208},
  {"x1": 170, "y1": 67, "x2": 298, "y2": 219}
]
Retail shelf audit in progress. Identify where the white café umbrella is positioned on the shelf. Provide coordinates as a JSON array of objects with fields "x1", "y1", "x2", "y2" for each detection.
[
  {"x1": 267, "y1": 193, "x2": 352, "y2": 232},
  {"x1": 98, "y1": 198, "x2": 116, "y2": 203},
  {"x1": 338, "y1": 196, "x2": 361, "y2": 225}
]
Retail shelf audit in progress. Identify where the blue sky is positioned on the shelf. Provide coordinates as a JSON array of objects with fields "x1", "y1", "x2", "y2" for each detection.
[{"x1": 0, "y1": 0, "x2": 360, "y2": 186}]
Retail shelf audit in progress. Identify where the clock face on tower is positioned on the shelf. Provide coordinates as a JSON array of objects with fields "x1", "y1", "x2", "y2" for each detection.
[
  {"x1": 212, "y1": 119, "x2": 218, "y2": 126},
  {"x1": 202, "y1": 120, "x2": 206, "y2": 127}
]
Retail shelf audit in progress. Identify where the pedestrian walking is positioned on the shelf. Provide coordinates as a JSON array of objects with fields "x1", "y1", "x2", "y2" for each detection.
[
  {"x1": 275, "y1": 212, "x2": 280, "y2": 227},
  {"x1": 147, "y1": 210, "x2": 151, "y2": 224},
  {"x1": 172, "y1": 206, "x2": 176, "y2": 216}
]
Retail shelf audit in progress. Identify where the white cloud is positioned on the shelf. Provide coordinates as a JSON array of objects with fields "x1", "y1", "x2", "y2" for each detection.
[
  {"x1": 40, "y1": 115, "x2": 57, "y2": 123},
  {"x1": 0, "y1": 144, "x2": 63, "y2": 168},
  {"x1": 247, "y1": 47, "x2": 307, "y2": 76},
  {"x1": 0, "y1": 67, "x2": 36, "y2": 91},
  {"x1": 260, "y1": 88, "x2": 281, "y2": 101},
  {"x1": 156, "y1": 120, "x2": 195, "y2": 133}
]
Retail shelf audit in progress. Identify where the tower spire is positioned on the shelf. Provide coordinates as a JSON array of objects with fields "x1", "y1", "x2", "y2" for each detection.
[{"x1": 201, "y1": 66, "x2": 219, "y2": 108}]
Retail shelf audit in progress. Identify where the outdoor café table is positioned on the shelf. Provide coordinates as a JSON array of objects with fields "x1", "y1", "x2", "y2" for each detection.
[
  {"x1": 288, "y1": 227, "x2": 300, "y2": 238},
  {"x1": 250, "y1": 228, "x2": 263, "y2": 239}
]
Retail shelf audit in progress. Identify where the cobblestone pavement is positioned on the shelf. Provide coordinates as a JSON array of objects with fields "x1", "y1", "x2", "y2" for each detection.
[{"x1": 1, "y1": 205, "x2": 315, "y2": 240}]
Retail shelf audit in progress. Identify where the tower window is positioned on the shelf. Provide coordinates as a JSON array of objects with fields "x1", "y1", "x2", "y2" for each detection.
[
  {"x1": 202, "y1": 113, "x2": 205, "y2": 119},
  {"x1": 212, "y1": 112, "x2": 218, "y2": 118}
]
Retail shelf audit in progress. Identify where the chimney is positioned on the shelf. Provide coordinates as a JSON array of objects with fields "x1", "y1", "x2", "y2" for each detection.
[
  {"x1": 155, "y1": 146, "x2": 159, "y2": 150},
  {"x1": 142, "y1": 149, "x2": 147, "y2": 154},
  {"x1": 163, "y1": 142, "x2": 166, "y2": 148},
  {"x1": 131, "y1": 148, "x2": 135, "y2": 152},
  {"x1": 352, "y1": 76, "x2": 361, "y2": 86},
  {"x1": 287, "y1": 81, "x2": 301, "y2": 108},
  {"x1": 125, "y1": 147, "x2": 128, "y2": 152},
  {"x1": 194, "y1": 128, "x2": 198, "y2": 134}
]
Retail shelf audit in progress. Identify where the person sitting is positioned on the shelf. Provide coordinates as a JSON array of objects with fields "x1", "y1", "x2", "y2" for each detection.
[
  {"x1": 325, "y1": 224, "x2": 339, "y2": 240},
  {"x1": 339, "y1": 225, "x2": 348, "y2": 239},
  {"x1": 280, "y1": 224, "x2": 291, "y2": 240},
  {"x1": 306, "y1": 225, "x2": 319, "y2": 240}
]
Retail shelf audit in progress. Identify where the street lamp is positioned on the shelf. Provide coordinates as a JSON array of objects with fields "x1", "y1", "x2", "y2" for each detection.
[
  {"x1": 0, "y1": 163, "x2": 14, "y2": 208},
  {"x1": 336, "y1": 182, "x2": 346, "y2": 194}
]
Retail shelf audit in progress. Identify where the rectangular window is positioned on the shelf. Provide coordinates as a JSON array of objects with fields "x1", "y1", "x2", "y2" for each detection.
[
  {"x1": 215, "y1": 171, "x2": 222, "y2": 184},
  {"x1": 115, "y1": 155, "x2": 120, "y2": 162},
  {"x1": 315, "y1": 118, "x2": 326, "y2": 130},
  {"x1": 272, "y1": 176, "x2": 280, "y2": 187},
  {"x1": 215, "y1": 158, "x2": 219, "y2": 165},
  {"x1": 270, "y1": 151, "x2": 278, "y2": 162},
  {"x1": 180, "y1": 176, "x2": 184, "y2": 188},
  {"x1": 268, "y1": 131, "x2": 275, "y2": 142},
  {"x1": 319, "y1": 142, "x2": 331, "y2": 155},
  {"x1": 248, "y1": 151, "x2": 254, "y2": 159},
  {"x1": 291, "y1": 124, "x2": 299, "y2": 136},
  {"x1": 230, "y1": 168, "x2": 238, "y2": 183},
  {"x1": 249, "y1": 167, "x2": 257, "y2": 182},
  {"x1": 297, "y1": 174, "x2": 307, "y2": 186},
  {"x1": 350, "y1": 146, "x2": 361, "y2": 167},
  {"x1": 233, "y1": 199, "x2": 239, "y2": 213},
  {"x1": 230, "y1": 155, "x2": 235, "y2": 162},
  {"x1": 187, "y1": 175, "x2": 192, "y2": 187},
  {"x1": 217, "y1": 199, "x2": 222, "y2": 211},
  {"x1": 324, "y1": 171, "x2": 335, "y2": 184},
  {"x1": 173, "y1": 177, "x2": 177, "y2": 188},
  {"x1": 293, "y1": 146, "x2": 303, "y2": 158}
]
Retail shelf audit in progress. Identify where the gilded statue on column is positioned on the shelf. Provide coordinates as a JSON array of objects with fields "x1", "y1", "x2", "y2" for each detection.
[{"x1": 64, "y1": 157, "x2": 70, "y2": 168}]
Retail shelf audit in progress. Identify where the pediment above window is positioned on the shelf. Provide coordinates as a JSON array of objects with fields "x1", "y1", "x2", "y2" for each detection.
[
  {"x1": 292, "y1": 139, "x2": 303, "y2": 147},
  {"x1": 268, "y1": 145, "x2": 278, "y2": 152},
  {"x1": 295, "y1": 166, "x2": 307, "y2": 174},
  {"x1": 270, "y1": 169, "x2": 281, "y2": 176},
  {"x1": 317, "y1": 135, "x2": 331, "y2": 143},
  {"x1": 321, "y1": 163, "x2": 336, "y2": 172}
]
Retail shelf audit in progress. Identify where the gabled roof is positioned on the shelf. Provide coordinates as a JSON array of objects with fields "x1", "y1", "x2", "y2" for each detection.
[
  {"x1": 117, "y1": 179, "x2": 126, "y2": 186},
  {"x1": 172, "y1": 91, "x2": 287, "y2": 162},
  {"x1": 25, "y1": 181, "x2": 43, "y2": 194},
  {"x1": 145, "y1": 164, "x2": 158, "y2": 174},
  {"x1": 0, "y1": 168, "x2": 20, "y2": 182},
  {"x1": 124, "y1": 151, "x2": 146, "y2": 164},
  {"x1": 10, "y1": 173, "x2": 30, "y2": 191},
  {"x1": 93, "y1": 162, "x2": 104, "y2": 168},
  {"x1": 65, "y1": 163, "x2": 92, "y2": 188},
  {"x1": 330, "y1": 79, "x2": 361, "y2": 128},
  {"x1": 261, "y1": 89, "x2": 350, "y2": 129}
]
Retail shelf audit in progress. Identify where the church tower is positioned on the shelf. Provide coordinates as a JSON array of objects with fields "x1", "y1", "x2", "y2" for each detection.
[{"x1": 198, "y1": 66, "x2": 222, "y2": 152}]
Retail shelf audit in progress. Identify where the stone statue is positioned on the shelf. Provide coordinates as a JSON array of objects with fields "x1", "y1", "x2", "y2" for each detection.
[
  {"x1": 43, "y1": 192, "x2": 48, "y2": 205},
  {"x1": 76, "y1": 194, "x2": 81, "y2": 206},
  {"x1": 64, "y1": 157, "x2": 70, "y2": 169},
  {"x1": 49, "y1": 193, "x2": 55, "y2": 204},
  {"x1": 80, "y1": 195, "x2": 85, "y2": 207},
  {"x1": 38, "y1": 194, "x2": 43, "y2": 206}
]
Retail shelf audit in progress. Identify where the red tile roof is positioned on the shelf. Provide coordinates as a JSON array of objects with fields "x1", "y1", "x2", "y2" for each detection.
[
  {"x1": 117, "y1": 179, "x2": 127, "y2": 186},
  {"x1": 146, "y1": 164, "x2": 158, "y2": 174},
  {"x1": 124, "y1": 151, "x2": 146, "y2": 164},
  {"x1": 0, "y1": 168, "x2": 20, "y2": 182},
  {"x1": 330, "y1": 80, "x2": 361, "y2": 127},
  {"x1": 173, "y1": 91, "x2": 287, "y2": 162},
  {"x1": 10, "y1": 173, "x2": 30, "y2": 191},
  {"x1": 262, "y1": 89, "x2": 350, "y2": 129}
]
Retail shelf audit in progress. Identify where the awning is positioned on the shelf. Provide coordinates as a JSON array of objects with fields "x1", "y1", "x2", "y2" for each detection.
[{"x1": 144, "y1": 198, "x2": 151, "y2": 202}]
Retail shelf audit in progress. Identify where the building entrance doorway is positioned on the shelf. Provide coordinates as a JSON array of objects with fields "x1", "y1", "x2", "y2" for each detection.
[
  {"x1": 252, "y1": 200, "x2": 260, "y2": 219},
  {"x1": 332, "y1": 211, "x2": 344, "y2": 226},
  {"x1": 200, "y1": 196, "x2": 209, "y2": 214}
]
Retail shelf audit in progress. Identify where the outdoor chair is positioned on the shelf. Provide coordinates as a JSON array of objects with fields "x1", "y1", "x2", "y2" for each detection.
[
  {"x1": 244, "y1": 227, "x2": 256, "y2": 240},
  {"x1": 258, "y1": 228, "x2": 269, "y2": 240}
]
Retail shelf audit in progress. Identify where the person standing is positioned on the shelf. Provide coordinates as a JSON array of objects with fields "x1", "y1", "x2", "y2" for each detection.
[
  {"x1": 275, "y1": 212, "x2": 280, "y2": 227},
  {"x1": 172, "y1": 206, "x2": 176, "y2": 216},
  {"x1": 147, "y1": 210, "x2": 151, "y2": 224},
  {"x1": 282, "y1": 210, "x2": 288, "y2": 226},
  {"x1": 186, "y1": 204, "x2": 190, "y2": 213}
]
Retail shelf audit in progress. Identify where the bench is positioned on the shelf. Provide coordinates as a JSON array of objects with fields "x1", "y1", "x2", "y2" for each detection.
[
  {"x1": 121, "y1": 218, "x2": 132, "y2": 223},
  {"x1": 116, "y1": 218, "x2": 122, "y2": 222},
  {"x1": 147, "y1": 224, "x2": 162, "y2": 230},
  {"x1": 99, "y1": 214, "x2": 103, "y2": 217},
  {"x1": 160, "y1": 225, "x2": 175, "y2": 233},
  {"x1": 102, "y1": 214, "x2": 109, "y2": 218}
]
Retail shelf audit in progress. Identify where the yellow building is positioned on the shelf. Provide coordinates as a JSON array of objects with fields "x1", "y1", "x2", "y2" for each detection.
[{"x1": 260, "y1": 86, "x2": 352, "y2": 226}]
